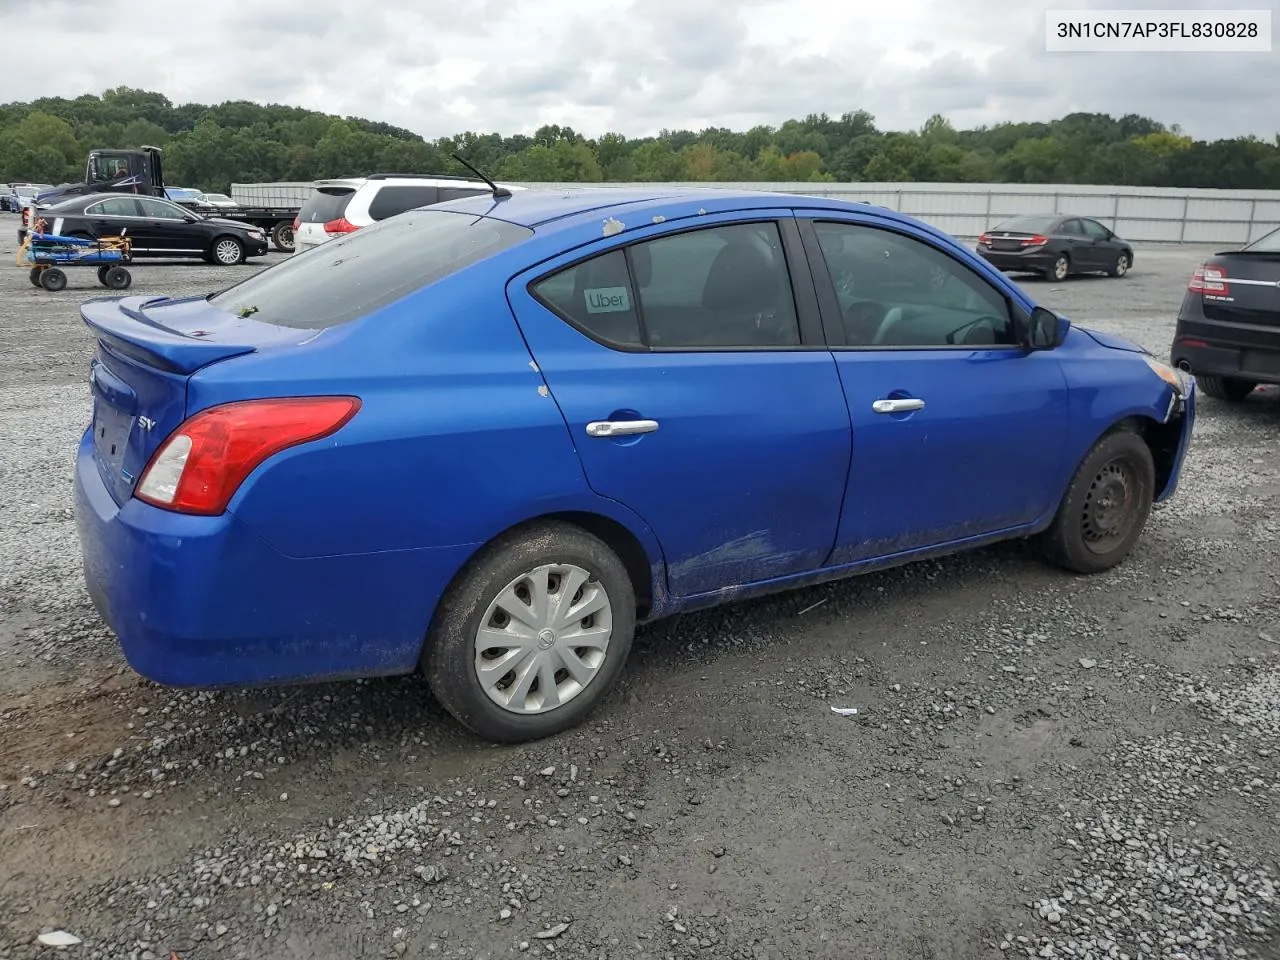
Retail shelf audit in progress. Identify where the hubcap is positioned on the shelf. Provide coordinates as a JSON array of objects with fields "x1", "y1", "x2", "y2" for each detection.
[
  {"x1": 1054, "y1": 258, "x2": 1068, "y2": 280},
  {"x1": 1081, "y1": 459, "x2": 1139, "y2": 553},
  {"x1": 474, "y1": 563, "x2": 613, "y2": 715},
  {"x1": 215, "y1": 240, "x2": 240, "y2": 264},
  {"x1": 1117, "y1": 256, "x2": 1128, "y2": 276}
]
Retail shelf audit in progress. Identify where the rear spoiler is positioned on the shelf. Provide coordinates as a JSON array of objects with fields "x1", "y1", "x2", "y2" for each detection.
[{"x1": 82, "y1": 296, "x2": 258, "y2": 375}]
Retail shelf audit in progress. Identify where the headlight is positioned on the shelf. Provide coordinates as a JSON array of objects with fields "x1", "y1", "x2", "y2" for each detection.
[{"x1": 1142, "y1": 355, "x2": 1190, "y2": 395}]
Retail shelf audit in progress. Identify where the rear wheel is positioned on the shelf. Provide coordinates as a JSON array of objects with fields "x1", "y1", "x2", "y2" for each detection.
[
  {"x1": 424, "y1": 521, "x2": 637, "y2": 743},
  {"x1": 97, "y1": 265, "x2": 111, "y2": 286},
  {"x1": 1110, "y1": 251, "x2": 1131, "y2": 278},
  {"x1": 39, "y1": 267, "x2": 67, "y2": 292},
  {"x1": 210, "y1": 236, "x2": 245, "y2": 265},
  {"x1": 1040, "y1": 429, "x2": 1155, "y2": 574},
  {"x1": 1045, "y1": 254, "x2": 1070, "y2": 282},
  {"x1": 28, "y1": 267, "x2": 42, "y2": 287},
  {"x1": 270, "y1": 221, "x2": 295, "y2": 253},
  {"x1": 104, "y1": 266, "x2": 132, "y2": 290},
  {"x1": 1196, "y1": 375, "x2": 1256, "y2": 403}
]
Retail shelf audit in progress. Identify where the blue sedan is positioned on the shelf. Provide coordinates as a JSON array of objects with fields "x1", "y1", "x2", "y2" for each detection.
[{"x1": 73, "y1": 187, "x2": 1196, "y2": 743}]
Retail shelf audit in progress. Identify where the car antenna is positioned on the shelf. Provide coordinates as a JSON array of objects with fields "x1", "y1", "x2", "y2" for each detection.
[{"x1": 451, "y1": 153, "x2": 511, "y2": 199}]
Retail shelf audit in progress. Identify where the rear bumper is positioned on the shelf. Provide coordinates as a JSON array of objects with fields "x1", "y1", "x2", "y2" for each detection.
[
  {"x1": 73, "y1": 428, "x2": 477, "y2": 688},
  {"x1": 1171, "y1": 323, "x2": 1280, "y2": 385},
  {"x1": 975, "y1": 248, "x2": 1057, "y2": 272}
]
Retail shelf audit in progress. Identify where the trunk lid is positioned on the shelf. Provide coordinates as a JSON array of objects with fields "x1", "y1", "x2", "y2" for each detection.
[
  {"x1": 1199, "y1": 252, "x2": 1280, "y2": 327},
  {"x1": 82, "y1": 294, "x2": 307, "y2": 504}
]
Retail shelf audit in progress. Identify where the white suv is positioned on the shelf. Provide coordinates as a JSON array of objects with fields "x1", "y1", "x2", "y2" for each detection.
[{"x1": 292, "y1": 174, "x2": 524, "y2": 253}]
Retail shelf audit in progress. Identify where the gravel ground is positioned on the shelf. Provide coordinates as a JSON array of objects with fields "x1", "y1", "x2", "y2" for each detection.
[{"x1": 2, "y1": 220, "x2": 1279, "y2": 960}]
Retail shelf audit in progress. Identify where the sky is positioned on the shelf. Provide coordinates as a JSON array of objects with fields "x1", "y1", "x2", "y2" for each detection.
[{"x1": 0, "y1": 0, "x2": 1275, "y2": 142}]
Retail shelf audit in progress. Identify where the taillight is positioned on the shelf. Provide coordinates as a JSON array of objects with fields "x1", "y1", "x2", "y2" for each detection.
[
  {"x1": 291, "y1": 216, "x2": 300, "y2": 231},
  {"x1": 323, "y1": 217, "x2": 358, "y2": 234},
  {"x1": 1022, "y1": 234, "x2": 1050, "y2": 246},
  {"x1": 977, "y1": 233, "x2": 991, "y2": 246},
  {"x1": 1188, "y1": 264, "x2": 1229, "y2": 296},
  {"x1": 135, "y1": 397, "x2": 361, "y2": 515}
]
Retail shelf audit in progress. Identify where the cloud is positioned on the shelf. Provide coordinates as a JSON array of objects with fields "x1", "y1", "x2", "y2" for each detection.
[{"x1": 0, "y1": 0, "x2": 1274, "y2": 142}]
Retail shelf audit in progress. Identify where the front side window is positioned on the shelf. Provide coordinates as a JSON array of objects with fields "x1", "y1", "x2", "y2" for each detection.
[
  {"x1": 136, "y1": 198, "x2": 188, "y2": 220},
  {"x1": 1080, "y1": 219, "x2": 1111, "y2": 240},
  {"x1": 533, "y1": 222, "x2": 801, "y2": 350},
  {"x1": 814, "y1": 221, "x2": 1016, "y2": 348}
]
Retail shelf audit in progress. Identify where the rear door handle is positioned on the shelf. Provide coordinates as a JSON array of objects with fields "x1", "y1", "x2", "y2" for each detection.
[
  {"x1": 872, "y1": 398, "x2": 924, "y2": 414},
  {"x1": 586, "y1": 419, "x2": 660, "y2": 438}
]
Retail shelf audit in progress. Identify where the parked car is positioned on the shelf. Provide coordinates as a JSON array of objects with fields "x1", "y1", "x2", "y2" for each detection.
[
  {"x1": 195, "y1": 192, "x2": 239, "y2": 211},
  {"x1": 292, "y1": 173, "x2": 524, "y2": 253},
  {"x1": 9, "y1": 182, "x2": 54, "y2": 219},
  {"x1": 976, "y1": 215, "x2": 1134, "y2": 281},
  {"x1": 0, "y1": 184, "x2": 11, "y2": 212},
  {"x1": 73, "y1": 187, "x2": 1195, "y2": 744},
  {"x1": 164, "y1": 186, "x2": 203, "y2": 204},
  {"x1": 1170, "y1": 224, "x2": 1280, "y2": 402},
  {"x1": 22, "y1": 192, "x2": 269, "y2": 264}
]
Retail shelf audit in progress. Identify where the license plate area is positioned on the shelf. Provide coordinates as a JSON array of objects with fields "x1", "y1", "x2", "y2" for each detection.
[
  {"x1": 92, "y1": 397, "x2": 134, "y2": 477},
  {"x1": 1239, "y1": 349, "x2": 1280, "y2": 378}
]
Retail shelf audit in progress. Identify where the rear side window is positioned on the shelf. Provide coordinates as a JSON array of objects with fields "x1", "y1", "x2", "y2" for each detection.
[
  {"x1": 367, "y1": 185, "x2": 442, "y2": 221},
  {"x1": 299, "y1": 187, "x2": 355, "y2": 224},
  {"x1": 86, "y1": 197, "x2": 142, "y2": 217},
  {"x1": 533, "y1": 250, "x2": 643, "y2": 346},
  {"x1": 209, "y1": 210, "x2": 532, "y2": 330}
]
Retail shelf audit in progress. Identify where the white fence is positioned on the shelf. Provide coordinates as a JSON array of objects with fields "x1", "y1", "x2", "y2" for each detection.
[{"x1": 232, "y1": 180, "x2": 1280, "y2": 245}]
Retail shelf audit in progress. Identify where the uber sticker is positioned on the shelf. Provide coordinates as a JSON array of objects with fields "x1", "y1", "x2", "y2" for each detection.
[{"x1": 584, "y1": 286, "x2": 631, "y2": 314}]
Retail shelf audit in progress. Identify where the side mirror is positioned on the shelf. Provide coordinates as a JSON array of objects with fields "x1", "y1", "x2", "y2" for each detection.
[
  {"x1": 1021, "y1": 306, "x2": 1068, "y2": 350},
  {"x1": 183, "y1": 214, "x2": 198, "y2": 223}
]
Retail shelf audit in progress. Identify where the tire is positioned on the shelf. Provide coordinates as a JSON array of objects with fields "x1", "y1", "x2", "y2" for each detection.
[
  {"x1": 1195, "y1": 374, "x2": 1256, "y2": 403},
  {"x1": 29, "y1": 267, "x2": 42, "y2": 287},
  {"x1": 1109, "y1": 251, "x2": 1131, "y2": 278},
  {"x1": 1040, "y1": 429, "x2": 1155, "y2": 574},
  {"x1": 39, "y1": 267, "x2": 67, "y2": 292},
  {"x1": 97, "y1": 265, "x2": 111, "y2": 286},
  {"x1": 104, "y1": 266, "x2": 132, "y2": 290},
  {"x1": 210, "y1": 236, "x2": 245, "y2": 265},
  {"x1": 1044, "y1": 254, "x2": 1070, "y2": 282},
  {"x1": 424, "y1": 521, "x2": 637, "y2": 743},
  {"x1": 270, "y1": 221, "x2": 295, "y2": 253}
]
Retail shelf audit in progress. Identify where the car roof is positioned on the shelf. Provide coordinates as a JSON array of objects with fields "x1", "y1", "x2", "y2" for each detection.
[{"x1": 432, "y1": 186, "x2": 900, "y2": 233}]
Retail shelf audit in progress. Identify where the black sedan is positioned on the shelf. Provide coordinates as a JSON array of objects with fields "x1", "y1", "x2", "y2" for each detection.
[
  {"x1": 1170, "y1": 225, "x2": 1280, "y2": 403},
  {"x1": 975, "y1": 215, "x2": 1134, "y2": 282},
  {"x1": 19, "y1": 193, "x2": 269, "y2": 265}
]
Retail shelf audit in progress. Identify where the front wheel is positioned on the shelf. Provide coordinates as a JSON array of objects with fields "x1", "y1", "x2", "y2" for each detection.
[
  {"x1": 210, "y1": 236, "x2": 245, "y2": 265},
  {"x1": 1196, "y1": 375, "x2": 1256, "y2": 403},
  {"x1": 104, "y1": 266, "x2": 132, "y2": 290},
  {"x1": 39, "y1": 267, "x2": 67, "y2": 292},
  {"x1": 424, "y1": 521, "x2": 637, "y2": 743},
  {"x1": 1110, "y1": 252, "x2": 1131, "y2": 278},
  {"x1": 1040, "y1": 429, "x2": 1155, "y2": 574}
]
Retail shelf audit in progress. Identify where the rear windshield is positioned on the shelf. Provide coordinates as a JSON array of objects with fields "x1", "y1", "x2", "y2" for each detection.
[
  {"x1": 209, "y1": 209, "x2": 533, "y2": 330},
  {"x1": 299, "y1": 186, "x2": 355, "y2": 224},
  {"x1": 994, "y1": 216, "x2": 1059, "y2": 234},
  {"x1": 1242, "y1": 226, "x2": 1280, "y2": 253}
]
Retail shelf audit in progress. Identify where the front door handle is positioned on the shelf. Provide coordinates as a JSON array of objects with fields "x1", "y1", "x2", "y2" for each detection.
[
  {"x1": 586, "y1": 419, "x2": 660, "y2": 438},
  {"x1": 872, "y1": 398, "x2": 924, "y2": 414}
]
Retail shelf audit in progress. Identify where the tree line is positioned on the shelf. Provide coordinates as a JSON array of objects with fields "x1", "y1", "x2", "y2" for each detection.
[{"x1": 1, "y1": 86, "x2": 1278, "y2": 193}]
